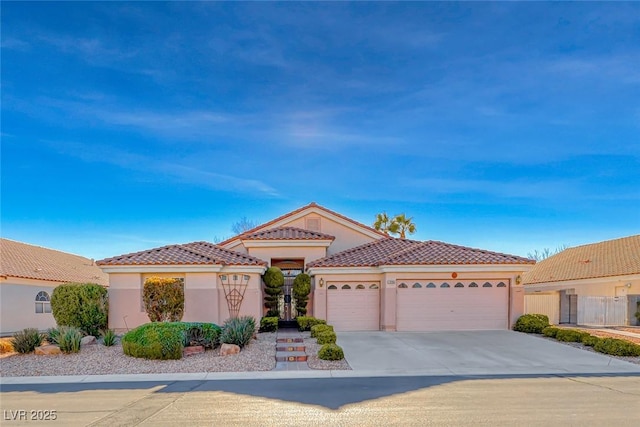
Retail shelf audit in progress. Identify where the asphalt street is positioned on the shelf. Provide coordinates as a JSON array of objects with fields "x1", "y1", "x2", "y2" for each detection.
[{"x1": 2, "y1": 374, "x2": 640, "y2": 426}]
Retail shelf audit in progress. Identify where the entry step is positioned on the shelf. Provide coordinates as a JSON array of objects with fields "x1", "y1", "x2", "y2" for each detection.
[
  {"x1": 276, "y1": 345, "x2": 306, "y2": 352},
  {"x1": 276, "y1": 337, "x2": 304, "y2": 343}
]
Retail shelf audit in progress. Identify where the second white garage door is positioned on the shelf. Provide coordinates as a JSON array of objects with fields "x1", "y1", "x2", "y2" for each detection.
[
  {"x1": 327, "y1": 283, "x2": 380, "y2": 331},
  {"x1": 396, "y1": 280, "x2": 509, "y2": 331}
]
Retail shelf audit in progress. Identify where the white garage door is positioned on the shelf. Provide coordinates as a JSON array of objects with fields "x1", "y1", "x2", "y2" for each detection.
[
  {"x1": 327, "y1": 283, "x2": 380, "y2": 331},
  {"x1": 396, "y1": 280, "x2": 509, "y2": 331}
]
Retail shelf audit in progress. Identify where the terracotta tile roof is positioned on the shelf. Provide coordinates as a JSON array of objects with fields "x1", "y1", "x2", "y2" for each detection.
[
  {"x1": 241, "y1": 226, "x2": 335, "y2": 241},
  {"x1": 96, "y1": 241, "x2": 267, "y2": 266},
  {"x1": 219, "y1": 202, "x2": 387, "y2": 246},
  {"x1": 523, "y1": 235, "x2": 640, "y2": 284},
  {"x1": 307, "y1": 238, "x2": 534, "y2": 268},
  {"x1": 0, "y1": 238, "x2": 108, "y2": 285}
]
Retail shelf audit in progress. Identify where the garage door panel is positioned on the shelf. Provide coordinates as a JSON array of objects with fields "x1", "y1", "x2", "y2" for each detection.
[
  {"x1": 327, "y1": 288, "x2": 379, "y2": 331},
  {"x1": 397, "y1": 283, "x2": 508, "y2": 331}
]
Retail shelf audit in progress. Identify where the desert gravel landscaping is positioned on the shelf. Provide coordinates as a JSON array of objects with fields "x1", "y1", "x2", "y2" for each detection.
[{"x1": 0, "y1": 332, "x2": 351, "y2": 377}]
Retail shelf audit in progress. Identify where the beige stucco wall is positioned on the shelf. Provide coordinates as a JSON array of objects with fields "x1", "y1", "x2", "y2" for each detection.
[
  {"x1": 284, "y1": 214, "x2": 379, "y2": 255},
  {"x1": 247, "y1": 246, "x2": 327, "y2": 265},
  {"x1": 107, "y1": 271, "x2": 263, "y2": 332},
  {"x1": 524, "y1": 275, "x2": 639, "y2": 297},
  {"x1": 0, "y1": 278, "x2": 60, "y2": 335}
]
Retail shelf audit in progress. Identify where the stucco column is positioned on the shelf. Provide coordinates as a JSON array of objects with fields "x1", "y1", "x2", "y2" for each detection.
[
  {"x1": 313, "y1": 277, "x2": 327, "y2": 321},
  {"x1": 381, "y1": 274, "x2": 397, "y2": 331},
  {"x1": 510, "y1": 275, "x2": 525, "y2": 328}
]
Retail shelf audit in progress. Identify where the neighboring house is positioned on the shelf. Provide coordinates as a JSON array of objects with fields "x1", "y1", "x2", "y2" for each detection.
[
  {"x1": 523, "y1": 235, "x2": 640, "y2": 326},
  {"x1": 0, "y1": 238, "x2": 109, "y2": 336},
  {"x1": 97, "y1": 203, "x2": 534, "y2": 332}
]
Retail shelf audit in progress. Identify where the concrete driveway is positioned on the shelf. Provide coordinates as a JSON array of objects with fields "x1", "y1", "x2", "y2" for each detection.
[{"x1": 337, "y1": 330, "x2": 640, "y2": 376}]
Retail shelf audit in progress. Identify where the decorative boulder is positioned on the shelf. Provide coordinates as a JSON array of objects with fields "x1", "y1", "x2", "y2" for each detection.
[
  {"x1": 35, "y1": 345, "x2": 62, "y2": 355},
  {"x1": 219, "y1": 343, "x2": 240, "y2": 356},
  {"x1": 81, "y1": 336, "x2": 97, "y2": 346}
]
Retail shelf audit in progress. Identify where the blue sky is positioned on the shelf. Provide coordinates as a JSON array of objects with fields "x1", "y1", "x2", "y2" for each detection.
[{"x1": 2, "y1": 2, "x2": 639, "y2": 260}]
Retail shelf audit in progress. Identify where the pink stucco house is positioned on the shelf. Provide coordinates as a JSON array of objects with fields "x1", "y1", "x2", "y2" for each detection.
[{"x1": 97, "y1": 203, "x2": 534, "y2": 332}]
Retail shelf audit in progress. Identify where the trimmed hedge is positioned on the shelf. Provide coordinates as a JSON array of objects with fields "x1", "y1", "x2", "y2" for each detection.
[
  {"x1": 555, "y1": 329, "x2": 590, "y2": 343},
  {"x1": 310, "y1": 324, "x2": 334, "y2": 338},
  {"x1": 51, "y1": 282, "x2": 108, "y2": 337},
  {"x1": 292, "y1": 273, "x2": 311, "y2": 316},
  {"x1": 318, "y1": 343, "x2": 344, "y2": 361},
  {"x1": 122, "y1": 322, "x2": 186, "y2": 360},
  {"x1": 593, "y1": 338, "x2": 640, "y2": 357},
  {"x1": 263, "y1": 267, "x2": 284, "y2": 316},
  {"x1": 513, "y1": 314, "x2": 549, "y2": 334},
  {"x1": 259, "y1": 316, "x2": 278, "y2": 333},
  {"x1": 297, "y1": 316, "x2": 326, "y2": 332},
  {"x1": 542, "y1": 326, "x2": 561, "y2": 338},
  {"x1": 316, "y1": 330, "x2": 337, "y2": 345},
  {"x1": 143, "y1": 277, "x2": 184, "y2": 322},
  {"x1": 581, "y1": 335, "x2": 601, "y2": 347}
]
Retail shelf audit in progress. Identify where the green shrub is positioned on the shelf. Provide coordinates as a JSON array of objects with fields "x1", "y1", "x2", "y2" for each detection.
[
  {"x1": 220, "y1": 316, "x2": 256, "y2": 348},
  {"x1": 555, "y1": 329, "x2": 590, "y2": 343},
  {"x1": 58, "y1": 326, "x2": 82, "y2": 353},
  {"x1": 182, "y1": 322, "x2": 221, "y2": 348},
  {"x1": 581, "y1": 335, "x2": 601, "y2": 347},
  {"x1": 46, "y1": 327, "x2": 61, "y2": 345},
  {"x1": 51, "y1": 283, "x2": 108, "y2": 337},
  {"x1": 263, "y1": 267, "x2": 284, "y2": 316},
  {"x1": 296, "y1": 316, "x2": 326, "y2": 331},
  {"x1": 593, "y1": 338, "x2": 640, "y2": 357},
  {"x1": 542, "y1": 326, "x2": 560, "y2": 338},
  {"x1": 293, "y1": 273, "x2": 311, "y2": 316},
  {"x1": 101, "y1": 329, "x2": 117, "y2": 347},
  {"x1": 316, "y1": 330, "x2": 337, "y2": 345},
  {"x1": 122, "y1": 322, "x2": 186, "y2": 360},
  {"x1": 259, "y1": 316, "x2": 279, "y2": 333},
  {"x1": 513, "y1": 314, "x2": 549, "y2": 334},
  {"x1": 12, "y1": 328, "x2": 43, "y2": 354},
  {"x1": 143, "y1": 277, "x2": 184, "y2": 322},
  {"x1": 318, "y1": 343, "x2": 344, "y2": 361},
  {"x1": 311, "y1": 324, "x2": 334, "y2": 338}
]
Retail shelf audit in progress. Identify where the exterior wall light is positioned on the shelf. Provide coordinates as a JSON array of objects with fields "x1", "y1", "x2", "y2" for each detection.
[{"x1": 319, "y1": 278, "x2": 324, "y2": 288}]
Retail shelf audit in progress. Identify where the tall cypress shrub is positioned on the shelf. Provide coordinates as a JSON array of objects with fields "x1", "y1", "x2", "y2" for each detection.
[
  {"x1": 293, "y1": 273, "x2": 311, "y2": 316},
  {"x1": 263, "y1": 267, "x2": 284, "y2": 317},
  {"x1": 51, "y1": 283, "x2": 108, "y2": 337}
]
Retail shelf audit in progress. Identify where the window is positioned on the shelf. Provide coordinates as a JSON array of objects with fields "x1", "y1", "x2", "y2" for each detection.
[
  {"x1": 341, "y1": 284, "x2": 351, "y2": 290},
  {"x1": 441, "y1": 283, "x2": 450, "y2": 288},
  {"x1": 483, "y1": 282, "x2": 493, "y2": 287},
  {"x1": 412, "y1": 283, "x2": 422, "y2": 288},
  {"x1": 497, "y1": 282, "x2": 507, "y2": 288},
  {"x1": 469, "y1": 282, "x2": 478, "y2": 288},
  {"x1": 454, "y1": 282, "x2": 464, "y2": 288},
  {"x1": 369, "y1": 284, "x2": 379, "y2": 289},
  {"x1": 35, "y1": 291, "x2": 51, "y2": 314},
  {"x1": 398, "y1": 283, "x2": 408, "y2": 288},
  {"x1": 426, "y1": 283, "x2": 436, "y2": 288},
  {"x1": 356, "y1": 284, "x2": 365, "y2": 289},
  {"x1": 328, "y1": 285, "x2": 338, "y2": 290}
]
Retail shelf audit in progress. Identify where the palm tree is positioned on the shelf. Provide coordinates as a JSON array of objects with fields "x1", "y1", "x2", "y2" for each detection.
[
  {"x1": 373, "y1": 212, "x2": 398, "y2": 235},
  {"x1": 393, "y1": 213, "x2": 416, "y2": 239}
]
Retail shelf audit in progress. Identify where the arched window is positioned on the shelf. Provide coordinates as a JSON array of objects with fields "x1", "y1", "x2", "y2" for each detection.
[
  {"x1": 328, "y1": 285, "x2": 338, "y2": 290},
  {"x1": 341, "y1": 284, "x2": 351, "y2": 290},
  {"x1": 469, "y1": 282, "x2": 478, "y2": 288},
  {"x1": 35, "y1": 291, "x2": 51, "y2": 314},
  {"x1": 369, "y1": 284, "x2": 379, "y2": 289},
  {"x1": 483, "y1": 282, "x2": 493, "y2": 287},
  {"x1": 412, "y1": 283, "x2": 422, "y2": 288},
  {"x1": 454, "y1": 282, "x2": 464, "y2": 288},
  {"x1": 426, "y1": 283, "x2": 436, "y2": 288},
  {"x1": 497, "y1": 282, "x2": 507, "y2": 287},
  {"x1": 356, "y1": 284, "x2": 365, "y2": 289},
  {"x1": 398, "y1": 283, "x2": 408, "y2": 288},
  {"x1": 441, "y1": 283, "x2": 450, "y2": 288}
]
